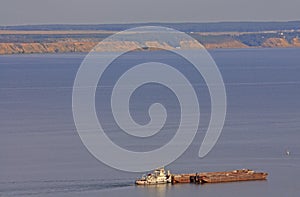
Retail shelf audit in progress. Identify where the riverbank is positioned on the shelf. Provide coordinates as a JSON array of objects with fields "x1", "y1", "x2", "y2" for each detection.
[
  {"x1": 0, "y1": 27, "x2": 300, "y2": 54},
  {"x1": 1, "y1": 37, "x2": 300, "y2": 55}
]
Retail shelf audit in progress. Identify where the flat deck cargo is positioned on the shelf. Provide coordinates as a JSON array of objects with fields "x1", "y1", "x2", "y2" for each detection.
[
  {"x1": 199, "y1": 169, "x2": 268, "y2": 183},
  {"x1": 171, "y1": 169, "x2": 268, "y2": 184}
]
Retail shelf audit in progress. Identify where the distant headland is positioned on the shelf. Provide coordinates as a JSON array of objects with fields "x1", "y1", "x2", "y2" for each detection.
[{"x1": 0, "y1": 21, "x2": 299, "y2": 54}]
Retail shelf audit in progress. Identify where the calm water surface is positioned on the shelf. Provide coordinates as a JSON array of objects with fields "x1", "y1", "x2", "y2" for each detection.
[{"x1": 0, "y1": 48, "x2": 300, "y2": 196}]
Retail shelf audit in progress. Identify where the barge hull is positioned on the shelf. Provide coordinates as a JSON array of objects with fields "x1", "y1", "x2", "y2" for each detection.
[{"x1": 172, "y1": 169, "x2": 268, "y2": 184}]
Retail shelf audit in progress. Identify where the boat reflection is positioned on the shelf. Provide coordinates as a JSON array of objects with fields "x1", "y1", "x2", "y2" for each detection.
[{"x1": 135, "y1": 184, "x2": 171, "y2": 197}]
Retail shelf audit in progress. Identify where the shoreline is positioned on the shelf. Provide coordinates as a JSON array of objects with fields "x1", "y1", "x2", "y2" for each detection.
[
  {"x1": 1, "y1": 40, "x2": 299, "y2": 55},
  {"x1": 0, "y1": 29, "x2": 299, "y2": 55},
  {"x1": 0, "y1": 43, "x2": 299, "y2": 55}
]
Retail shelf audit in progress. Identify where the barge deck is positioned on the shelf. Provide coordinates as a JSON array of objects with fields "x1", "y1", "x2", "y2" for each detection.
[{"x1": 171, "y1": 169, "x2": 268, "y2": 184}]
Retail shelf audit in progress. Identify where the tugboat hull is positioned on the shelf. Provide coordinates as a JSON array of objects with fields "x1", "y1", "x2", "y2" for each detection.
[{"x1": 135, "y1": 168, "x2": 171, "y2": 185}]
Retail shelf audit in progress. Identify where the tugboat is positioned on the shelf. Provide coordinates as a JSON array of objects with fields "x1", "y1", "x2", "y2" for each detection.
[{"x1": 135, "y1": 167, "x2": 172, "y2": 185}]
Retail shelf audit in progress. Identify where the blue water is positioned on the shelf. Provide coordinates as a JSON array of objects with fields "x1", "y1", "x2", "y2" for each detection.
[{"x1": 0, "y1": 48, "x2": 300, "y2": 196}]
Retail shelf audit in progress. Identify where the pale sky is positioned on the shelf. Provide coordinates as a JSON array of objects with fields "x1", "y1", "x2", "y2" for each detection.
[{"x1": 0, "y1": 0, "x2": 300, "y2": 25}]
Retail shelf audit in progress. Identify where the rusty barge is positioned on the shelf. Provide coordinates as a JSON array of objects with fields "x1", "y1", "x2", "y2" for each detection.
[
  {"x1": 136, "y1": 168, "x2": 268, "y2": 185},
  {"x1": 171, "y1": 169, "x2": 268, "y2": 184}
]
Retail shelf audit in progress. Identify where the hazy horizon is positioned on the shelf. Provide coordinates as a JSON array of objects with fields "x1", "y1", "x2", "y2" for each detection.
[
  {"x1": 1, "y1": 0, "x2": 300, "y2": 26},
  {"x1": 1, "y1": 20, "x2": 300, "y2": 27}
]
